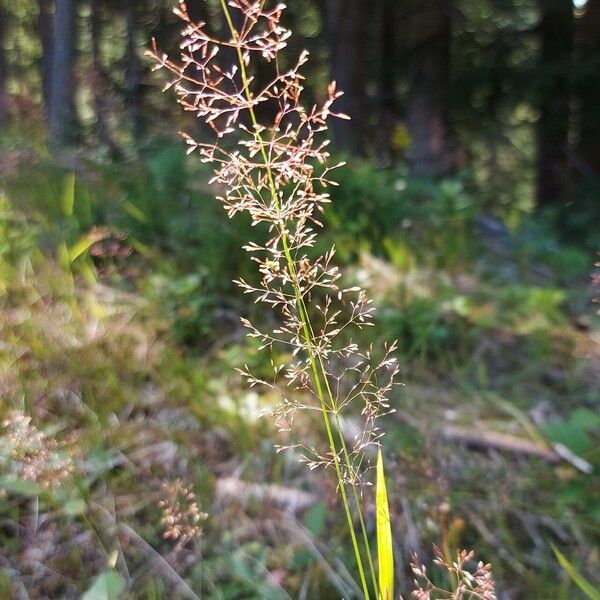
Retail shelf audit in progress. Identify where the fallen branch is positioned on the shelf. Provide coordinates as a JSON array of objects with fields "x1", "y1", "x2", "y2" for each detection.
[
  {"x1": 215, "y1": 477, "x2": 317, "y2": 513},
  {"x1": 441, "y1": 424, "x2": 558, "y2": 461},
  {"x1": 395, "y1": 409, "x2": 593, "y2": 473}
]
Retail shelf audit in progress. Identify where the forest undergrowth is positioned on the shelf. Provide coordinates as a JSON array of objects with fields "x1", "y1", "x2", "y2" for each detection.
[{"x1": 0, "y1": 137, "x2": 599, "y2": 598}]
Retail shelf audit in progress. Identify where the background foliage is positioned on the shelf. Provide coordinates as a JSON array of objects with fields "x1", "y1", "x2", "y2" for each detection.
[{"x1": 0, "y1": 0, "x2": 599, "y2": 598}]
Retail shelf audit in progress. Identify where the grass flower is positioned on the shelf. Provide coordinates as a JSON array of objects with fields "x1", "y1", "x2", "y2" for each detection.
[
  {"x1": 410, "y1": 547, "x2": 496, "y2": 600},
  {"x1": 148, "y1": 2, "x2": 398, "y2": 596},
  {"x1": 159, "y1": 479, "x2": 208, "y2": 551},
  {"x1": 0, "y1": 410, "x2": 73, "y2": 488}
]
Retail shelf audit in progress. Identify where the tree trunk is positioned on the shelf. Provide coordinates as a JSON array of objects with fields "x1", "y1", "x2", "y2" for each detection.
[
  {"x1": 186, "y1": 0, "x2": 209, "y2": 27},
  {"x1": 125, "y1": 2, "x2": 143, "y2": 142},
  {"x1": 0, "y1": 1, "x2": 7, "y2": 128},
  {"x1": 49, "y1": 0, "x2": 78, "y2": 144},
  {"x1": 535, "y1": 0, "x2": 574, "y2": 208},
  {"x1": 37, "y1": 0, "x2": 54, "y2": 118},
  {"x1": 186, "y1": 1, "x2": 214, "y2": 71},
  {"x1": 217, "y1": 2, "x2": 244, "y2": 86},
  {"x1": 576, "y1": 0, "x2": 600, "y2": 177},
  {"x1": 375, "y1": 0, "x2": 398, "y2": 165},
  {"x1": 90, "y1": 0, "x2": 115, "y2": 148},
  {"x1": 406, "y1": 0, "x2": 458, "y2": 178},
  {"x1": 326, "y1": 0, "x2": 367, "y2": 154}
]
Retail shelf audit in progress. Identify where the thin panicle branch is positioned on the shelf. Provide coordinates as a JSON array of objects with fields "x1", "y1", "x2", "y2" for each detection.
[{"x1": 147, "y1": 2, "x2": 399, "y2": 596}]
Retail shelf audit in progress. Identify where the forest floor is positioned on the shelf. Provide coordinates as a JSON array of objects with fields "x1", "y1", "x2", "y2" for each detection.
[{"x1": 0, "y1": 141, "x2": 599, "y2": 599}]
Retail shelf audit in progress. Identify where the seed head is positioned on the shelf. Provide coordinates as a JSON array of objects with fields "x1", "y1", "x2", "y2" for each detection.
[
  {"x1": 0, "y1": 411, "x2": 73, "y2": 488},
  {"x1": 148, "y1": 1, "x2": 398, "y2": 483},
  {"x1": 159, "y1": 479, "x2": 208, "y2": 550}
]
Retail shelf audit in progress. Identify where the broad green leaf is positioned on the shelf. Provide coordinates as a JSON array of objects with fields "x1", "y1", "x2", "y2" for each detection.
[
  {"x1": 376, "y1": 449, "x2": 394, "y2": 600},
  {"x1": 543, "y1": 408, "x2": 600, "y2": 456},
  {"x1": 81, "y1": 570, "x2": 126, "y2": 600},
  {"x1": 68, "y1": 233, "x2": 97, "y2": 263},
  {"x1": 570, "y1": 409, "x2": 600, "y2": 431},
  {"x1": 62, "y1": 172, "x2": 76, "y2": 217},
  {"x1": 553, "y1": 545, "x2": 600, "y2": 600},
  {"x1": 58, "y1": 241, "x2": 71, "y2": 271},
  {"x1": 543, "y1": 420, "x2": 593, "y2": 456},
  {"x1": 303, "y1": 501, "x2": 326, "y2": 536},
  {"x1": 79, "y1": 260, "x2": 99, "y2": 286}
]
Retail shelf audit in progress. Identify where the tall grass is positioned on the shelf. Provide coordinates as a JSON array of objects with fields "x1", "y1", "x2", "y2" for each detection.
[{"x1": 148, "y1": 1, "x2": 398, "y2": 596}]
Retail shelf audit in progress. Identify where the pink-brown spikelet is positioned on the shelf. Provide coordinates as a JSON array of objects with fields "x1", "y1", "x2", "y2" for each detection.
[{"x1": 147, "y1": 0, "x2": 398, "y2": 485}]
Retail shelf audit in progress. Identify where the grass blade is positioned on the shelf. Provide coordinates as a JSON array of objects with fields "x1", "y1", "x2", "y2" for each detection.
[
  {"x1": 62, "y1": 172, "x2": 76, "y2": 217},
  {"x1": 376, "y1": 448, "x2": 394, "y2": 600},
  {"x1": 552, "y1": 545, "x2": 600, "y2": 600}
]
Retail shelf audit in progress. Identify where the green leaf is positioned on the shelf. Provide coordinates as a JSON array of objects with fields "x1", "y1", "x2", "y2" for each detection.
[
  {"x1": 552, "y1": 545, "x2": 600, "y2": 600},
  {"x1": 0, "y1": 478, "x2": 43, "y2": 496},
  {"x1": 58, "y1": 241, "x2": 71, "y2": 271},
  {"x1": 376, "y1": 449, "x2": 394, "y2": 600},
  {"x1": 543, "y1": 417, "x2": 595, "y2": 456},
  {"x1": 124, "y1": 201, "x2": 148, "y2": 224},
  {"x1": 62, "y1": 172, "x2": 76, "y2": 217},
  {"x1": 304, "y1": 501, "x2": 326, "y2": 536},
  {"x1": 570, "y1": 409, "x2": 600, "y2": 431},
  {"x1": 68, "y1": 233, "x2": 97, "y2": 263},
  {"x1": 81, "y1": 570, "x2": 126, "y2": 600}
]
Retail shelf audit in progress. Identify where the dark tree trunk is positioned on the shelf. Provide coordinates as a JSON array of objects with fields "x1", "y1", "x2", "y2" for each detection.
[
  {"x1": 49, "y1": 0, "x2": 78, "y2": 144},
  {"x1": 125, "y1": 2, "x2": 143, "y2": 141},
  {"x1": 406, "y1": 0, "x2": 458, "y2": 177},
  {"x1": 375, "y1": 0, "x2": 398, "y2": 165},
  {"x1": 37, "y1": 0, "x2": 54, "y2": 118},
  {"x1": 0, "y1": 1, "x2": 7, "y2": 128},
  {"x1": 186, "y1": 0, "x2": 209, "y2": 26},
  {"x1": 576, "y1": 0, "x2": 600, "y2": 177},
  {"x1": 217, "y1": 3, "x2": 243, "y2": 81},
  {"x1": 535, "y1": 0, "x2": 574, "y2": 208},
  {"x1": 326, "y1": 0, "x2": 367, "y2": 154},
  {"x1": 186, "y1": 1, "x2": 214, "y2": 69},
  {"x1": 90, "y1": 0, "x2": 112, "y2": 146}
]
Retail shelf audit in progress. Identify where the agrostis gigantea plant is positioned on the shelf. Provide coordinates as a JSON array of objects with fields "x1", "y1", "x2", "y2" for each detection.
[{"x1": 148, "y1": 1, "x2": 399, "y2": 596}]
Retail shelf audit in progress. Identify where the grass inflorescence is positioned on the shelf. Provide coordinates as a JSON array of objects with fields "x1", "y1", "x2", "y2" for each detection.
[{"x1": 148, "y1": 2, "x2": 401, "y2": 595}]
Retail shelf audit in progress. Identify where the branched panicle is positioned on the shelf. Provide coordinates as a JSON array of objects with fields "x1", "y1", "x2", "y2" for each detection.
[
  {"x1": 150, "y1": 2, "x2": 400, "y2": 594},
  {"x1": 147, "y1": 0, "x2": 398, "y2": 483},
  {"x1": 160, "y1": 479, "x2": 208, "y2": 551},
  {"x1": 410, "y1": 547, "x2": 497, "y2": 600},
  {"x1": 0, "y1": 411, "x2": 73, "y2": 488}
]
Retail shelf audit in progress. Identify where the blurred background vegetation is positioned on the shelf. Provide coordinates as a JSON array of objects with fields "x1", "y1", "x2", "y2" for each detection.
[{"x1": 0, "y1": 0, "x2": 599, "y2": 598}]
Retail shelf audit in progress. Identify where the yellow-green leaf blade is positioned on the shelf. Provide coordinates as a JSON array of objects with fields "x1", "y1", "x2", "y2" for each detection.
[
  {"x1": 376, "y1": 448, "x2": 394, "y2": 600},
  {"x1": 553, "y1": 545, "x2": 600, "y2": 600},
  {"x1": 62, "y1": 172, "x2": 76, "y2": 217}
]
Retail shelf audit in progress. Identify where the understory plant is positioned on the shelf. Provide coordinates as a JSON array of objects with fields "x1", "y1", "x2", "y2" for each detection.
[{"x1": 148, "y1": 3, "x2": 494, "y2": 599}]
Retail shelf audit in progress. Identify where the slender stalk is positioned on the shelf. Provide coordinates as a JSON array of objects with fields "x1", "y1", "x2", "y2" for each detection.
[
  {"x1": 302, "y1": 310, "x2": 378, "y2": 592},
  {"x1": 218, "y1": 1, "x2": 375, "y2": 597}
]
